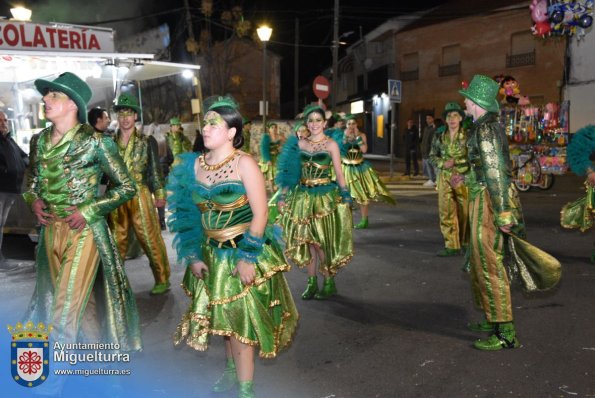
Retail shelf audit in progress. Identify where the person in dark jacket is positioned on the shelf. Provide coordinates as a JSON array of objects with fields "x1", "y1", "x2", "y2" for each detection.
[
  {"x1": 0, "y1": 111, "x2": 28, "y2": 271},
  {"x1": 403, "y1": 119, "x2": 419, "y2": 176}
]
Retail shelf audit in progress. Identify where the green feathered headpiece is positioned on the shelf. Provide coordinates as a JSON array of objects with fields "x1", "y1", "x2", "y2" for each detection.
[
  {"x1": 302, "y1": 104, "x2": 326, "y2": 120},
  {"x1": 204, "y1": 95, "x2": 240, "y2": 112}
]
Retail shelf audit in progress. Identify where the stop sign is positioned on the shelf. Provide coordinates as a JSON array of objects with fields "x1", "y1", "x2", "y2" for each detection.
[{"x1": 313, "y1": 75, "x2": 330, "y2": 100}]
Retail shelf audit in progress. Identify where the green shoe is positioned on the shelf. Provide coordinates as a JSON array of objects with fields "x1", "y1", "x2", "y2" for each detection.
[
  {"x1": 238, "y1": 381, "x2": 256, "y2": 398},
  {"x1": 354, "y1": 217, "x2": 368, "y2": 229},
  {"x1": 467, "y1": 319, "x2": 495, "y2": 333},
  {"x1": 150, "y1": 281, "x2": 171, "y2": 295},
  {"x1": 301, "y1": 276, "x2": 318, "y2": 300},
  {"x1": 437, "y1": 248, "x2": 459, "y2": 257},
  {"x1": 212, "y1": 358, "x2": 238, "y2": 393},
  {"x1": 314, "y1": 277, "x2": 337, "y2": 300},
  {"x1": 473, "y1": 322, "x2": 520, "y2": 351}
]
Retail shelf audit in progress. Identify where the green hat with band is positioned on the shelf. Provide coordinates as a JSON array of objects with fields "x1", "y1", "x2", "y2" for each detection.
[
  {"x1": 113, "y1": 93, "x2": 142, "y2": 115},
  {"x1": 35, "y1": 72, "x2": 92, "y2": 124},
  {"x1": 169, "y1": 117, "x2": 181, "y2": 125},
  {"x1": 442, "y1": 102, "x2": 465, "y2": 119},
  {"x1": 458, "y1": 74, "x2": 500, "y2": 113}
]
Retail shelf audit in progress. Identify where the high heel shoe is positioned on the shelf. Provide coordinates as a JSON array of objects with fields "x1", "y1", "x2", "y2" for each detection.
[{"x1": 301, "y1": 276, "x2": 318, "y2": 300}]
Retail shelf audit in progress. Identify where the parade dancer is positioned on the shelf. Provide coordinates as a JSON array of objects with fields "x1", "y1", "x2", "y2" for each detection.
[
  {"x1": 165, "y1": 116, "x2": 192, "y2": 157},
  {"x1": 276, "y1": 104, "x2": 354, "y2": 300},
  {"x1": 23, "y1": 72, "x2": 141, "y2": 347},
  {"x1": 460, "y1": 75, "x2": 560, "y2": 350},
  {"x1": 561, "y1": 125, "x2": 595, "y2": 262},
  {"x1": 168, "y1": 96, "x2": 298, "y2": 398},
  {"x1": 429, "y1": 102, "x2": 469, "y2": 256},
  {"x1": 340, "y1": 115, "x2": 395, "y2": 229},
  {"x1": 108, "y1": 93, "x2": 171, "y2": 295},
  {"x1": 259, "y1": 122, "x2": 284, "y2": 192}
]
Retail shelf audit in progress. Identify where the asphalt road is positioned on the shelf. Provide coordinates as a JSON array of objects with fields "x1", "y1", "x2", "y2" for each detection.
[{"x1": 1, "y1": 172, "x2": 594, "y2": 398}]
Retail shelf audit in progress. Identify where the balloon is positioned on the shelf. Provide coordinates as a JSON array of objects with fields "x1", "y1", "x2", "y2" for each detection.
[
  {"x1": 530, "y1": 0, "x2": 548, "y2": 23},
  {"x1": 533, "y1": 21, "x2": 551, "y2": 36},
  {"x1": 578, "y1": 14, "x2": 593, "y2": 28}
]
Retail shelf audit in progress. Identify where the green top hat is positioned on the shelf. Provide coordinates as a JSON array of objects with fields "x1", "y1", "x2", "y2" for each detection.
[
  {"x1": 113, "y1": 93, "x2": 142, "y2": 115},
  {"x1": 169, "y1": 117, "x2": 181, "y2": 125},
  {"x1": 34, "y1": 72, "x2": 92, "y2": 124},
  {"x1": 442, "y1": 102, "x2": 465, "y2": 119},
  {"x1": 458, "y1": 74, "x2": 500, "y2": 113}
]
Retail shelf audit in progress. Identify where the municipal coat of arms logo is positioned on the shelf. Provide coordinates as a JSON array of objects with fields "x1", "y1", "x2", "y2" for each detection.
[{"x1": 7, "y1": 321, "x2": 52, "y2": 387}]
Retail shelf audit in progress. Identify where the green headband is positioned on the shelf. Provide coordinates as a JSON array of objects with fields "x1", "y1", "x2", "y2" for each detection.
[{"x1": 303, "y1": 104, "x2": 325, "y2": 120}]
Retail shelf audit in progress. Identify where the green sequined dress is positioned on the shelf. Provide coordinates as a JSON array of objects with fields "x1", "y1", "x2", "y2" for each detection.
[
  {"x1": 168, "y1": 153, "x2": 298, "y2": 358},
  {"x1": 278, "y1": 150, "x2": 354, "y2": 275},
  {"x1": 341, "y1": 140, "x2": 395, "y2": 205}
]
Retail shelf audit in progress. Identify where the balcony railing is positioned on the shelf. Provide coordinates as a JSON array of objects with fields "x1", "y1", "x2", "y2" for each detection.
[
  {"x1": 438, "y1": 63, "x2": 461, "y2": 77},
  {"x1": 400, "y1": 69, "x2": 419, "y2": 81},
  {"x1": 506, "y1": 51, "x2": 536, "y2": 68}
]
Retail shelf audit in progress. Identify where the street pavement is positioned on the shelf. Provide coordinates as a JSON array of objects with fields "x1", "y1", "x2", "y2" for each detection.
[{"x1": 1, "y1": 168, "x2": 594, "y2": 398}]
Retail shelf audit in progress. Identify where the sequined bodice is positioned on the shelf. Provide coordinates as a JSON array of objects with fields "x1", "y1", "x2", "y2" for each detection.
[
  {"x1": 300, "y1": 151, "x2": 332, "y2": 181},
  {"x1": 193, "y1": 181, "x2": 252, "y2": 230}
]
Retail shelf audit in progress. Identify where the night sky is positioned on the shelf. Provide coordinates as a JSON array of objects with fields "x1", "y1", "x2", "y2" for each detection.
[{"x1": 0, "y1": 0, "x2": 446, "y2": 113}]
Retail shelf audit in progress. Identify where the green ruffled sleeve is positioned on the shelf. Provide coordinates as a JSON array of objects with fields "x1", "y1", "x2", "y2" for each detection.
[
  {"x1": 79, "y1": 136, "x2": 137, "y2": 224},
  {"x1": 167, "y1": 152, "x2": 204, "y2": 266}
]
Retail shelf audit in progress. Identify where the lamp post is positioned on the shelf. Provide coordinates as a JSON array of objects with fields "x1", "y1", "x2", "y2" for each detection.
[{"x1": 257, "y1": 25, "x2": 272, "y2": 134}]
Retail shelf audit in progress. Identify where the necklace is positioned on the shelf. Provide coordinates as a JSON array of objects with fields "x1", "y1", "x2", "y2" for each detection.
[
  {"x1": 308, "y1": 135, "x2": 327, "y2": 144},
  {"x1": 199, "y1": 149, "x2": 238, "y2": 171}
]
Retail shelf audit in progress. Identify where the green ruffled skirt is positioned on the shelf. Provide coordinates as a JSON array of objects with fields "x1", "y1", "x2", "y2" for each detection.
[
  {"x1": 173, "y1": 234, "x2": 298, "y2": 358},
  {"x1": 342, "y1": 161, "x2": 395, "y2": 205},
  {"x1": 278, "y1": 185, "x2": 353, "y2": 275},
  {"x1": 561, "y1": 185, "x2": 595, "y2": 232}
]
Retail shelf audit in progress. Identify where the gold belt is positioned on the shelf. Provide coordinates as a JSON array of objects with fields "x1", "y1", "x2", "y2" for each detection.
[
  {"x1": 300, "y1": 177, "x2": 331, "y2": 187},
  {"x1": 204, "y1": 222, "x2": 251, "y2": 248},
  {"x1": 342, "y1": 157, "x2": 364, "y2": 165},
  {"x1": 197, "y1": 195, "x2": 249, "y2": 212}
]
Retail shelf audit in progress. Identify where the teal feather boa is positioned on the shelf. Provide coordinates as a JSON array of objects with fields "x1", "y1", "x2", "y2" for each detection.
[
  {"x1": 567, "y1": 125, "x2": 595, "y2": 176},
  {"x1": 260, "y1": 133, "x2": 272, "y2": 162},
  {"x1": 275, "y1": 135, "x2": 301, "y2": 189},
  {"x1": 166, "y1": 152, "x2": 204, "y2": 266}
]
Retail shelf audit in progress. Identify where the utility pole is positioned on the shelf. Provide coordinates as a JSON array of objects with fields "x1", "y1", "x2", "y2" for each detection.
[
  {"x1": 183, "y1": 0, "x2": 203, "y2": 131},
  {"x1": 331, "y1": 0, "x2": 339, "y2": 110},
  {"x1": 294, "y1": 17, "x2": 299, "y2": 116}
]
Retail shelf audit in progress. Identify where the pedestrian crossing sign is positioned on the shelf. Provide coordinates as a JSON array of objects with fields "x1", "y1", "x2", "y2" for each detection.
[{"x1": 388, "y1": 79, "x2": 401, "y2": 103}]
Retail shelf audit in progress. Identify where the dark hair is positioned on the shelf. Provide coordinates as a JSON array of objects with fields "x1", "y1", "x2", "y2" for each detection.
[
  {"x1": 193, "y1": 130, "x2": 205, "y2": 152},
  {"x1": 208, "y1": 105, "x2": 244, "y2": 149},
  {"x1": 88, "y1": 107, "x2": 107, "y2": 127},
  {"x1": 326, "y1": 115, "x2": 337, "y2": 126}
]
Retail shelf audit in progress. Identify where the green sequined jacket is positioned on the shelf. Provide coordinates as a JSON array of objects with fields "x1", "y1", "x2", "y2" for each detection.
[
  {"x1": 466, "y1": 112, "x2": 516, "y2": 227},
  {"x1": 115, "y1": 128, "x2": 166, "y2": 200},
  {"x1": 166, "y1": 131, "x2": 192, "y2": 158}
]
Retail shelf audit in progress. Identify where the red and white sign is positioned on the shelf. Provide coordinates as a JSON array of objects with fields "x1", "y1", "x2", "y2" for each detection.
[
  {"x1": 0, "y1": 21, "x2": 115, "y2": 53},
  {"x1": 313, "y1": 75, "x2": 330, "y2": 100}
]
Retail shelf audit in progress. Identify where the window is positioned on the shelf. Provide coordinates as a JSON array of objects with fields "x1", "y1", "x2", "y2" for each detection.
[
  {"x1": 439, "y1": 44, "x2": 460, "y2": 76},
  {"x1": 375, "y1": 41, "x2": 384, "y2": 54},
  {"x1": 507, "y1": 31, "x2": 535, "y2": 67},
  {"x1": 401, "y1": 52, "x2": 419, "y2": 81}
]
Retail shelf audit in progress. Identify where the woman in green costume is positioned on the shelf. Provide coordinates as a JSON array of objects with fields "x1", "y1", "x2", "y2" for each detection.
[
  {"x1": 276, "y1": 105, "x2": 354, "y2": 300},
  {"x1": 167, "y1": 96, "x2": 298, "y2": 398},
  {"x1": 561, "y1": 125, "x2": 595, "y2": 262},
  {"x1": 259, "y1": 122, "x2": 284, "y2": 192},
  {"x1": 341, "y1": 115, "x2": 395, "y2": 229}
]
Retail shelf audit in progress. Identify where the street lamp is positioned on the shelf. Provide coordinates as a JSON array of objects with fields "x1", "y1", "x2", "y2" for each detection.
[
  {"x1": 257, "y1": 25, "x2": 272, "y2": 133},
  {"x1": 10, "y1": 6, "x2": 32, "y2": 21}
]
